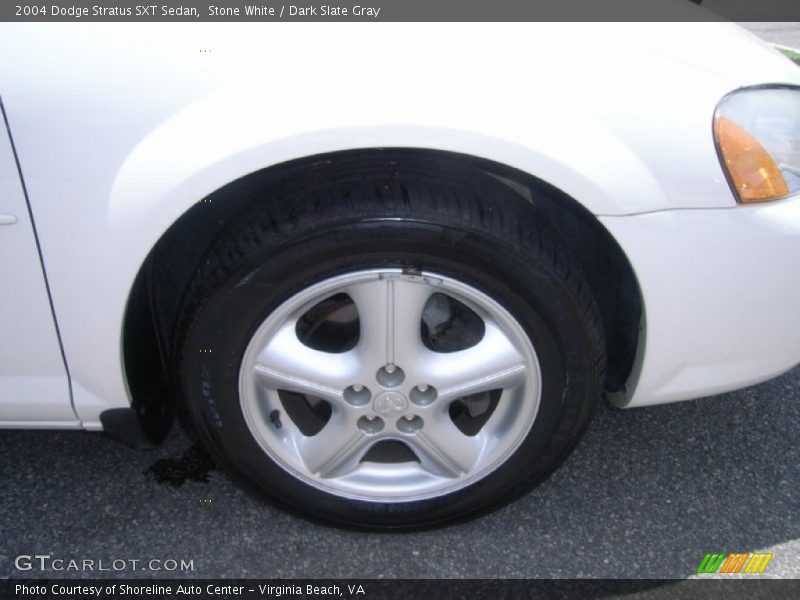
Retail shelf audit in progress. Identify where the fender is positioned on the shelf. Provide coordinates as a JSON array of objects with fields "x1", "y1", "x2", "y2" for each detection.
[{"x1": 0, "y1": 22, "x2": 794, "y2": 426}]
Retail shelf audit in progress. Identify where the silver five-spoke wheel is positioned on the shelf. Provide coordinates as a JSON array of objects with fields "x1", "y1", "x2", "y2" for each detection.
[
  {"x1": 177, "y1": 157, "x2": 604, "y2": 527},
  {"x1": 239, "y1": 269, "x2": 541, "y2": 502}
]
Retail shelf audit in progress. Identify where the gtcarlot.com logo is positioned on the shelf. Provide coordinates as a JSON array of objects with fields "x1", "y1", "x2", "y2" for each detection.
[{"x1": 14, "y1": 554, "x2": 195, "y2": 572}]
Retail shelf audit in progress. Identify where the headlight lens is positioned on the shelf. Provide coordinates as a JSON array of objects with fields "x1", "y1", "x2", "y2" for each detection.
[{"x1": 714, "y1": 87, "x2": 800, "y2": 203}]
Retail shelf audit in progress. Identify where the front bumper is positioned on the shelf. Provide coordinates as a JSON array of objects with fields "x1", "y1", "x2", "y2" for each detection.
[{"x1": 600, "y1": 195, "x2": 800, "y2": 407}]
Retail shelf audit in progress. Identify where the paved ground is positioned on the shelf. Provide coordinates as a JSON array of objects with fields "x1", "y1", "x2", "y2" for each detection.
[
  {"x1": 2, "y1": 365, "x2": 798, "y2": 579},
  {"x1": 740, "y1": 22, "x2": 800, "y2": 48}
]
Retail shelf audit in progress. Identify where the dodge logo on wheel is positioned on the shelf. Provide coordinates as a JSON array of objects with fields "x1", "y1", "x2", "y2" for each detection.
[{"x1": 373, "y1": 392, "x2": 408, "y2": 418}]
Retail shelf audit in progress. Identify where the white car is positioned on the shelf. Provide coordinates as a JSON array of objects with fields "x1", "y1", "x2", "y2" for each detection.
[{"x1": 1, "y1": 23, "x2": 798, "y2": 528}]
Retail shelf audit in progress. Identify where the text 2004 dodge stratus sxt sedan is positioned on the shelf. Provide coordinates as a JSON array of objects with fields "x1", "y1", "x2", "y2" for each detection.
[{"x1": 0, "y1": 23, "x2": 798, "y2": 528}]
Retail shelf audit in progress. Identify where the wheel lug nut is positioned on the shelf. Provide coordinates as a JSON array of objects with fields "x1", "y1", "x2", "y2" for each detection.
[
  {"x1": 344, "y1": 385, "x2": 371, "y2": 406},
  {"x1": 410, "y1": 385, "x2": 437, "y2": 406},
  {"x1": 376, "y1": 365, "x2": 405, "y2": 388},
  {"x1": 358, "y1": 416, "x2": 384, "y2": 435},
  {"x1": 397, "y1": 415, "x2": 424, "y2": 434}
]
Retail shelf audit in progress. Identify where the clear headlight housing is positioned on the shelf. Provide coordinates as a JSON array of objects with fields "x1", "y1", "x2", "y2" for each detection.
[{"x1": 714, "y1": 86, "x2": 800, "y2": 203}]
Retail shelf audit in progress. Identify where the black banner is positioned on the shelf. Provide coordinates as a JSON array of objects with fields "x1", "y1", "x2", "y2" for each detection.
[
  {"x1": 2, "y1": 0, "x2": 800, "y2": 23},
  {"x1": 2, "y1": 580, "x2": 800, "y2": 600}
]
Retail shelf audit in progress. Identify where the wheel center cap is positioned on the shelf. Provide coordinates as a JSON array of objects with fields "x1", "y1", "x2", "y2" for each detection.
[{"x1": 373, "y1": 391, "x2": 408, "y2": 417}]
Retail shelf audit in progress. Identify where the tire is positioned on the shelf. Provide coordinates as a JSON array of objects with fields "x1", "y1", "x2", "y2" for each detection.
[{"x1": 175, "y1": 156, "x2": 605, "y2": 529}]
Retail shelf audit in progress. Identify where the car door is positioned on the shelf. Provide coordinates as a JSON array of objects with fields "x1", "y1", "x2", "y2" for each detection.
[{"x1": 0, "y1": 101, "x2": 74, "y2": 425}]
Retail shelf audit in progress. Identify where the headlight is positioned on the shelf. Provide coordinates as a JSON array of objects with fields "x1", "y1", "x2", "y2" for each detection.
[{"x1": 714, "y1": 86, "x2": 800, "y2": 204}]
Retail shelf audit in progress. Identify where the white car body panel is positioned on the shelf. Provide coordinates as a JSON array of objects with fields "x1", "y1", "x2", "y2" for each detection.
[
  {"x1": 602, "y1": 197, "x2": 800, "y2": 406},
  {"x1": 0, "y1": 22, "x2": 799, "y2": 427},
  {"x1": 0, "y1": 107, "x2": 74, "y2": 425}
]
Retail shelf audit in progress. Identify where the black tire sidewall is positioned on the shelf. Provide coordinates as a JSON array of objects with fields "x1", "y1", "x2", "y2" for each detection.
[{"x1": 181, "y1": 219, "x2": 598, "y2": 528}]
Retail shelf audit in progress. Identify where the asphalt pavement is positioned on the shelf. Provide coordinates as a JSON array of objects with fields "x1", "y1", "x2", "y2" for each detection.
[
  {"x1": 740, "y1": 22, "x2": 800, "y2": 48},
  {"x1": 2, "y1": 365, "x2": 798, "y2": 579}
]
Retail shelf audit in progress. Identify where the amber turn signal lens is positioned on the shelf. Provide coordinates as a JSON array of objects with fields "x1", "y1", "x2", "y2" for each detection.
[{"x1": 715, "y1": 116, "x2": 789, "y2": 203}]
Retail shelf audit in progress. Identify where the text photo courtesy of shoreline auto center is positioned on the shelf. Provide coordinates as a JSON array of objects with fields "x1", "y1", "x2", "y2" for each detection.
[{"x1": 0, "y1": 1, "x2": 799, "y2": 598}]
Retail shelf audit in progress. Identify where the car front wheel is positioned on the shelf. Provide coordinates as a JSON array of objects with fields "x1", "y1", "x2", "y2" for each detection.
[{"x1": 175, "y1": 158, "x2": 605, "y2": 528}]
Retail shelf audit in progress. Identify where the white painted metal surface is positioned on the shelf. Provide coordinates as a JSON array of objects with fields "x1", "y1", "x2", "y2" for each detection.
[
  {"x1": 602, "y1": 195, "x2": 800, "y2": 406},
  {"x1": 0, "y1": 23, "x2": 798, "y2": 426},
  {"x1": 0, "y1": 106, "x2": 74, "y2": 423}
]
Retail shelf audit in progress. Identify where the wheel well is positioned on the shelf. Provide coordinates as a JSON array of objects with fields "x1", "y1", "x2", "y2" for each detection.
[{"x1": 122, "y1": 148, "x2": 643, "y2": 441}]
